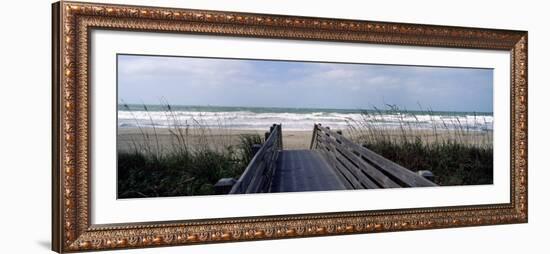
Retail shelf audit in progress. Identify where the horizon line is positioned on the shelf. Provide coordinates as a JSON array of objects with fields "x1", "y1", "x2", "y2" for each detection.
[{"x1": 118, "y1": 102, "x2": 494, "y2": 114}]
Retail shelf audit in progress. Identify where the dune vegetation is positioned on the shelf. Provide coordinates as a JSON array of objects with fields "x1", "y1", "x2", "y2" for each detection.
[
  {"x1": 117, "y1": 103, "x2": 263, "y2": 198},
  {"x1": 347, "y1": 105, "x2": 493, "y2": 186}
]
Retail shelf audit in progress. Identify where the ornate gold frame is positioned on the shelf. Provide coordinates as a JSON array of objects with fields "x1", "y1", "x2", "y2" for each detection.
[{"x1": 51, "y1": 1, "x2": 528, "y2": 252}]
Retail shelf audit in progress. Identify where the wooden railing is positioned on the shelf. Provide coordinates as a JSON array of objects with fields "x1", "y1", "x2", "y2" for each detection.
[
  {"x1": 311, "y1": 124, "x2": 437, "y2": 189},
  {"x1": 229, "y1": 124, "x2": 282, "y2": 194}
]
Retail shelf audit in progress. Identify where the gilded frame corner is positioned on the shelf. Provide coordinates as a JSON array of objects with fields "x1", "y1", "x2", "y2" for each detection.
[{"x1": 52, "y1": 1, "x2": 528, "y2": 252}]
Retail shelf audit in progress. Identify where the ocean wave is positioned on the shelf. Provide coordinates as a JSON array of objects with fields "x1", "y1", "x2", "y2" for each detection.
[{"x1": 118, "y1": 110, "x2": 493, "y2": 131}]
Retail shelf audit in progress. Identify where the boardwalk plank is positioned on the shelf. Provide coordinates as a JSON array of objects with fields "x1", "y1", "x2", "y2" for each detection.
[{"x1": 270, "y1": 150, "x2": 347, "y2": 193}]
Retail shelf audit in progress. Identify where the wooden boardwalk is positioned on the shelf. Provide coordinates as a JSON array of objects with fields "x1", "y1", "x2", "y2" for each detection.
[
  {"x1": 227, "y1": 124, "x2": 437, "y2": 195},
  {"x1": 270, "y1": 150, "x2": 347, "y2": 193}
]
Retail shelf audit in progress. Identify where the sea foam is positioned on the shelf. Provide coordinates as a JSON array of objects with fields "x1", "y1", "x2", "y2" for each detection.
[{"x1": 118, "y1": 108, "x2": 493, "y2": 131}]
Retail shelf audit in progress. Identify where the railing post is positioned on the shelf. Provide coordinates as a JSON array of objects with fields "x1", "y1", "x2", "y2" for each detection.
[
  {"x1": 310, "y1": 124, "x2": 318, "y2": 149},
  {"x1": 417, "y1": 170, "x2": 435, "y2": 182},
  {"x1": 214, "y1": 178, "x2": 237, "y2": 194},
  {"x1": 278, "y1": 124, "x2": 283, "y2": 150}
]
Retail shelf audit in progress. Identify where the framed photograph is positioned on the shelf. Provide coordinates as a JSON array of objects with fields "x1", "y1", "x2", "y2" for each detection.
[{"x1": 52, "y1": 1, "x2": 528, "y2": 252}]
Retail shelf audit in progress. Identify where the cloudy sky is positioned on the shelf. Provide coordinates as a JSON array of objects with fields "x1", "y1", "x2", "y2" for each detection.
[{"x1": 118, "y1": 54, "x2": 493, "y2": 112}]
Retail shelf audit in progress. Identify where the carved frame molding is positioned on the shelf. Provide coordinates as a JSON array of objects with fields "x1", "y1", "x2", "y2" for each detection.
[{"x1": 52, "y1": 1, "x2": 528, "y2": 252}]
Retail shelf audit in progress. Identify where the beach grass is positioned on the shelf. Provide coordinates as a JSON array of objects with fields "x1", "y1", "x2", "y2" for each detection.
[
  {"x1": 117, "y1": 102, "x2": 263, "y2": 198},
  {"x1": 347, "y1": 105, "x2": 493, "y2": 186}
]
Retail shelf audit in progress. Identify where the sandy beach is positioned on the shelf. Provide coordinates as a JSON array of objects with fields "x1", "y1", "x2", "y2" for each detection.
[
  {"x1": 348, "y1": 128, "x2": 493, "y2": 147},
  {"x1": 118, "y1": 125, "x2": 492, "y2": 155},
  {"x1": 117, "y1": 127, "x2": 314, "y2": 153}
]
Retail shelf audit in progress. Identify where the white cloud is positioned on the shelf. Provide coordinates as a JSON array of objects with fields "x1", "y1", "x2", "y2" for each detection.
[
  {"x1": 118, "y1": 55, "x2": 493, "y2": 112},
  {"x1": 119, "y1": 55, "x2": 255, "y2": 87}
]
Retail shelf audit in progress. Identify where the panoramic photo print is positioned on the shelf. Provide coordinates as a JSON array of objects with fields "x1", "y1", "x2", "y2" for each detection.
[{"x1": 116, "y1": 54, "x2": 494, "y2": 199}]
